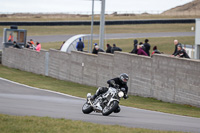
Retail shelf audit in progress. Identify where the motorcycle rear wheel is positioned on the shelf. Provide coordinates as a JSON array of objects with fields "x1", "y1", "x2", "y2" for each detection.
[
  {"x1": 82, "y1": 102, "x2": 93, "y2": 114},
  {"x1": 102, "y1": 101, "x2": 118, "y2": 116}
]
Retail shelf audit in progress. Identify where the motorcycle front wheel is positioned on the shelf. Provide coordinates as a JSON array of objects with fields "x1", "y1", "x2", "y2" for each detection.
[
  {"x1": 82, "y1": 102, "x2": 93, "y2": 114},
  {"x1": 102, "y1": 101, "x2": 118, "y2": 116}
]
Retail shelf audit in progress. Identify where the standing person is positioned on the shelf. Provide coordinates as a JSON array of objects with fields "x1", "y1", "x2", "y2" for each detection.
[
  {"x1": 106, "y1": 44, "x2": 112, "y2": 53},
  {"x1": 76, "y1": 38, "x2": 85, "y2": 51},
  {"x1": 130, "y1": 39, "x2": 138, "y2": 54},
  {"x1": 174, "y1": 45, "x2": 190, "y2": 58},
  {"x1": 8, "y1": 33, "x2": 13, "y2": 42},
  {"x1": 35, "y1": 42, "x2": 41, "y2": 52},
  {"x1": 172, "y1": 40, "x2": 182, "y2": 55},
  {"x1": 92, "y1": 43, "x2": 98, "y2": 54},
  {"x1": 143, "y1": 39, "x2": 151, "y2": 56},
  {"x1": 151, "y1": 46, "x2": 161, "y2": 55},
  {"x1": 111, "y1": 44, "x2": 122, "y2": 54}
]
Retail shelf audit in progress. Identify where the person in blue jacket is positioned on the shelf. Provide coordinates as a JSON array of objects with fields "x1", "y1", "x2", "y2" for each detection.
[{"x1": 76, "y1": 38, "x2": 85, "y2": 51}]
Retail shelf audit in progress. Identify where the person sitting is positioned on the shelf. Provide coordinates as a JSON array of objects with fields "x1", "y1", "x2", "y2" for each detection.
[
  {"x1": 151, "y1": 46, "x2": 161, "y2": 55},
  {"x1": 137, "y1": 44, "x2": 148, "y2": 56},
  {"x1": 92, "y1": 43, "x2": 98, "y2": 54},
  {"x1": 35, "y1": 42, "x2": 41, "y2": 52},
  {"x1": 91, "y1": 73, "x2": 129, "y2": 113},
  {"x1": 174, "y1": 45, "x2": 190, "y2": 58},
  {"x1": 106, "y1": 44, "x2": 112, "y2": 53},
  {"x1": 13, "y1": 41, "x2": 22, "y2": 49},
  {"x1": 172, "y1": 40, "x2": 182, "y2": 56},
  {"x1": 94, "y1": 45, "x2": 104, "y2": 54},
  {"x1": 111, "y1": 44, "x2": 122, "y2": 54},
  {"x1": 30, "y1": 39, "x2": 34, "y2": 45}
]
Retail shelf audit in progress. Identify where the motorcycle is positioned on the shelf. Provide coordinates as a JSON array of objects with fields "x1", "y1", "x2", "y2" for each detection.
[{"x1": 82, "y1": 86, "x2": 125, "y2": 116}]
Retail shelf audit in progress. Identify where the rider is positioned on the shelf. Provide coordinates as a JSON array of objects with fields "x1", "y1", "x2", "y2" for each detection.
[{"x1": 91, "y1": 73, "x2": 129, "y2": 113}]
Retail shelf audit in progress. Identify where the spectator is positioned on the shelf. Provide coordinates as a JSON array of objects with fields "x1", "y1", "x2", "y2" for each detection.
[
  {"x1": 137, "y1": 44, "x2": 148, "y2": 56},
  {"x1": 143, "y1": 39, "x2": 151, "y2": 56},
  {"x1": 172, "y1": 40, "x2": 182, "y2": 55},
  {"x1": 151, "y1": 46, "x2": 161, "y2": 55},
  {"x1": 59, "y1": 41, "x2": 65, "y2": 50},
  {"x1": 35, "y1": 42, "x2": 41, "y2": 52},
  {"x1": 130, "y1": 39, "x2": 138, "y2": 54},
  {"x1": 13, "y1": 41, "x2": 22, "y2": 49},
  {"x1": 8, "y1": 33, "x2": 13, "y2": 42},
  {"x1": 111, "y1": 44, "x2": 122, "y2": 54},
  {"x1": 25, "y1": 42, "x2": 31, "y2": 48},
  {"x1": 94, "y1": 45, "x2": 104, "y2": 54},
  {"x1": 30, "y1": 39, "x2": 34, "y2": 45},
  {"x1": 76, "y1": 38, "x2": 85, "y2": 51},
  {"x1": 174, "y1": 45, "x2": 190, "y2": 58},
  {"x1": 92, "y1": 43, "x2": 98, "y2": 54},
  {"x1": 106, "y1": 44, "x2": 112, "y2": 53}
]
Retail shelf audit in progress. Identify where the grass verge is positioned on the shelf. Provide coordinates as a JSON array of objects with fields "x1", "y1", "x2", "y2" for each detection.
[
  {"x1": 0, "y1": 23, "x2": 194, "y2": 37},
  {"x1": 0, "y1": 64, "x2": 200, "y2": 118},
  {"x1": 0, "y1": 114, "x2": 184, "y2": 133}
]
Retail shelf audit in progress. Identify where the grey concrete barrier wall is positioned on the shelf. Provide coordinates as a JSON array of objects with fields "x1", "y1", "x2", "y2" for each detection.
[
  {"x1": 152, "y1": 54, "x2": 200, "y2": 107},
  {"x1": 2, "y1": 48, "x2": 48, "y2": 76},
  {"x1": 2, "y1": 48, "x2": 200, "y2": 107}
]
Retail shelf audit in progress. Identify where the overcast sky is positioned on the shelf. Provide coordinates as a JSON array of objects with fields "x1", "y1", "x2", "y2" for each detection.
[{"x1": 0, "y1": 0, "x2": 194, "y2": 14}]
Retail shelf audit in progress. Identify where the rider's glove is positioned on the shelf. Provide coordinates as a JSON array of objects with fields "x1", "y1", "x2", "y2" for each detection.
[
  {"x1": 114, "y1": 84, "x2": 119, "y2": 88},
  {"x1": 124, "y1": 94, "x2": 128, "y2": 99}
]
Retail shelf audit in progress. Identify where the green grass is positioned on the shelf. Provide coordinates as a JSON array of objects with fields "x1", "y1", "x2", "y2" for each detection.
[
  {"x1": 0, "y1": 64, "x2": 200, "y2": 118},
  {"x1": 0, "y1": 114, "x2": 185, "y2": 133},
  {"x1": 42, "y1": 36, "x2": 195, "y2": 55},
  {"x1": 0, "y1": 23, "x2": 195, "y2": 37}
]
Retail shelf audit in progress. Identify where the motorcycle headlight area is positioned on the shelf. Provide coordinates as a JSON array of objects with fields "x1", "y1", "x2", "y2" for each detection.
[{"x1": 118, "y1": 91, "x2": 124, "y2": 98}]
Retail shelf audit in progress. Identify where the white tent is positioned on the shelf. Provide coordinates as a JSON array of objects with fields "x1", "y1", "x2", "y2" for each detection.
[{"x1": 60, "y1": 34, "x2": 90, "y2": 53}]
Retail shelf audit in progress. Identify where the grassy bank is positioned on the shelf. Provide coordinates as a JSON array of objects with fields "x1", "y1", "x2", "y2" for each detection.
[
  {"x1": 0, "y1": 23, "x2": 194, "y2": 37},
  {"x1": 42, "y1": 36, "x2": 195, "y2": 55},
  {"x1": 0, "y1": 114, "x2": 184, "y2": 133},
  {"x1": 1, "y1": 13, "x2": 200, "y2": 22},
  {"x1": 0, "y1": 64, "x2": 200, "y2": 118}
]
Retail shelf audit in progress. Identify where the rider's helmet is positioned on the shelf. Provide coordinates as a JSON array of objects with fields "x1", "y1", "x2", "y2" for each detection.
[{"x1": 119, "y1": 73, "x2": 129, "y2": 84}]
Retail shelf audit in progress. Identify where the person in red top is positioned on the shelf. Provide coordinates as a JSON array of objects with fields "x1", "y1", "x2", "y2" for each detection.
[
  {"x1": 35, "y1": 42, "x2": 41, "y2": 52},
  {"x1": 30, "y1": 39, "x2": 34, "y2": 45},
  {"x1": 8, "y1": 33, "x2": 13, "y2": 42}
]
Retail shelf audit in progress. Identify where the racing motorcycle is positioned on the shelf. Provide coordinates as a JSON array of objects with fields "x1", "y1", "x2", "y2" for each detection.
[{"x1": 82, "y1": 86, "x2": 125, "y2": 116}]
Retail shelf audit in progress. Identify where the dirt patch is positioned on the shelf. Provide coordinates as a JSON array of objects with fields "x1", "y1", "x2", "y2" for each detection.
[{"x1": 162, "y1": 0, "x2": 200, "y2": 15}]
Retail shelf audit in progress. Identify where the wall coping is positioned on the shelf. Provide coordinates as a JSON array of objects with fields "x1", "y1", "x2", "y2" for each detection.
[{"x1": 153, "y1": 54, "x2": 200, "y2": 63}]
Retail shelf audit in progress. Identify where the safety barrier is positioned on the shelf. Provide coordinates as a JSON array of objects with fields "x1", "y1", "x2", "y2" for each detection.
[{"x1": 0, "y1": 19, "x2": 195, "y2": 26}]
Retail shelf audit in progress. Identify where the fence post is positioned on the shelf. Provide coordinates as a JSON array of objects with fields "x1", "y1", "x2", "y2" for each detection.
[{"x1": 45, "y1": 52, "x2": 49, "y2": 76}]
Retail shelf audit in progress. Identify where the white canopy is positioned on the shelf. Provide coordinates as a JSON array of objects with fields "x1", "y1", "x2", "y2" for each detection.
[{"x1": 60, "y1": 34, "x2": 90, "y2": 53}]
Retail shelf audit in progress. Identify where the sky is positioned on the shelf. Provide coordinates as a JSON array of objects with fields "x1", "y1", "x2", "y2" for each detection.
[{"x1": 0, "y1": 0, "x2": 194, "y2": 14}]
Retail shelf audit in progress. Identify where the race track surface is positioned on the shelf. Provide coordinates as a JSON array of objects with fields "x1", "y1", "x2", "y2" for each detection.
[
  {"x1": 0, "y1": 32, "x2": 194, "y2": 50},
  {"x1": 0, "y1": 78, "x2": 200, "y2": 132}
]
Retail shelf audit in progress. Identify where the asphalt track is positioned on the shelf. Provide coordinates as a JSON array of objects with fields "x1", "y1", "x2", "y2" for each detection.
[
  {"x1": 0, "y1": 78, "x2": 200, "y2": 132},
  {"x1": 0, "y1": 32, "x2": 195, "y2": 50}
]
